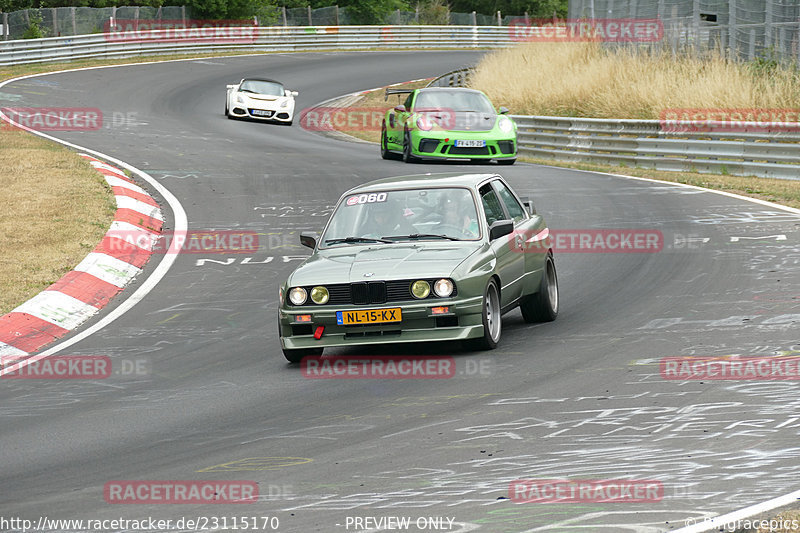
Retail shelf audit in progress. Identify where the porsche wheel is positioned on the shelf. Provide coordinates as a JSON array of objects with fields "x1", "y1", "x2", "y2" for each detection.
[
  {"x1": 402, "y1": 131, "x2": 418, "y2": 163},
  {"x1": 472, "y1": 278, "x2": 501, "y2": 350},
  {"x1": 521, "y1": 252, "x2": 558, "y2": 323},
  {"x1": 381, "y1": 122, "x2": 394, "y2": 160}
]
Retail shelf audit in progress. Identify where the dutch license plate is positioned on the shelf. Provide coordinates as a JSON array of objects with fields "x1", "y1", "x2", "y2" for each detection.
[
  {"x1": 455, "y1": 139, "x2": 486, "y2": 148},
  {"x1": 251, "y1": 109, "x2": 273, "y2": 117},
  {"x1": 336, "y1": 307, "x2": 402, "y2": 325}
]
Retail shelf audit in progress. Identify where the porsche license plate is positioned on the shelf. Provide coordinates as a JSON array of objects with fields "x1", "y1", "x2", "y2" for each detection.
[
  {"x1": 336, "y1": 308, "x2": 402, "y2": 325},
  {"x1": 251, "y1": 109, "x2": 273, "y2": 117},
  {"x1": 455, "y1": 139, "x2": 486, "y2": 147}
]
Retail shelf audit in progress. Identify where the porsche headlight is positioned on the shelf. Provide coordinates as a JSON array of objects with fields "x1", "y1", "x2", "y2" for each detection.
[
  {"x1": 310, "y1": 286, "x2": 329, "y2": 305},
  {"x1": 289, "y1": 287, "x2": 307, "y2": 305},
  {"x1": 411, "y1": 280, "x2": 431, "y2": 299},
  {"x1": 433, "y1": 278, "x2": 454, "y2": 297},
  {"x1": 498, "y1": 116, "x2": 513, "y2": 133},
  {"x1": 236, "y1": 94, "x2": 244, "y2": 104}
]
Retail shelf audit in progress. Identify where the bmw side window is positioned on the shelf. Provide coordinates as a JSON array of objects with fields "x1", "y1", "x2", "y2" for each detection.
[
  {"x1": 494, "y1": 180, "x2": 526, "y2": 223},
  {"x1": 479, "y1": 184, "x2": 506, "y2": 227}
]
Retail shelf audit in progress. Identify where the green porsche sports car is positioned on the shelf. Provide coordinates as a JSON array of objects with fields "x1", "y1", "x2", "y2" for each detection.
[
  {"x1": 380, "y1": 87, "x2": 517, "y2": 165},
  {"x1": 277, "y1": 173, "x2": 558, "y2": 363}
]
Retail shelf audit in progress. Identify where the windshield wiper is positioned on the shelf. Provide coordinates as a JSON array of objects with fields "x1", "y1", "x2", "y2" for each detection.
[
  {"x1": 382, "y1": 233, "x2": 462, "y2": 241},
  {"x1": 325, "y1": 236, "x2": 392, "y2": 245}
]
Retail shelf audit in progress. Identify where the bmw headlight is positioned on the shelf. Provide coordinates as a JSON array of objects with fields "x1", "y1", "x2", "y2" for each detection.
[
  {"x1": 236, "y1": 95, "x2": 244, "y2": 104},
  {"x1": 411, "y1": 280, "x2": 431, "y2": 299},
  {"x1": 289, "y1": 287, "x2": 307, "y2": 305},
  {"x1": 433, "y1": 278, "x2": 454, "y2": 297},
  {"x1": 498, "y1": 116, "x2": 513, "y2": 133},
  {"x1": 310, "y1": 286, "x2": 329, "y2": 305},
  {"x1": 280, "y1": 99, "x2": 289, "y2": 108}
]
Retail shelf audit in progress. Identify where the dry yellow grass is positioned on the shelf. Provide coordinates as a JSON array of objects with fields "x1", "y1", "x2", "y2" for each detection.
[
  {"x1": 471, "y1": 42, "x2": 800, "y2": 118},
  {"x1": 0, "y1": 129, "x2": 115, "y2": 315}
]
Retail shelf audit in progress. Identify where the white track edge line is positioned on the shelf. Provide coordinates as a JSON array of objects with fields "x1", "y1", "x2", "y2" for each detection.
[{"x1": 0, "y1": 71, "x2": 188, "y2": 374}]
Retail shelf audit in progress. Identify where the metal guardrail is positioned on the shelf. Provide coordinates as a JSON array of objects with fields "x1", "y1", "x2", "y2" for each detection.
[
  {"x1": 426, "y1": 67, "x2": 472, "y2": 87},
  {"x1": 513, "y1": 116, "x2": 800, "y2": 180},
  {"x1": 0, "y1": 25, "x2": 512, "y2": 66}
]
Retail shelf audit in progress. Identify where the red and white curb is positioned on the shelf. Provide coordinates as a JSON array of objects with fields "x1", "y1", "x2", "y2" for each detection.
[{"x1": 0, "y1": 154, "x2": 162, "y2": 359}]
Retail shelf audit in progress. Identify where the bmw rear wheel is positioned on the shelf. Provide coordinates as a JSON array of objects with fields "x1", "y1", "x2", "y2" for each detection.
[{"x1": 521, "y1": 252, "x2": 558, "y2": 323}]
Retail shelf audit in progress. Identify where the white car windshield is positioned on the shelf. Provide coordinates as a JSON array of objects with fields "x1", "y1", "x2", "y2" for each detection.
[
  {"x1": 413, "y1": 90, "x2": 495, "y2": 113},
  {"x1": 240, "y1": 80, "x2": 285, "y2": 96},
  {"x1": 322, "y1": 187, "x2": 480, "y2": 247}
]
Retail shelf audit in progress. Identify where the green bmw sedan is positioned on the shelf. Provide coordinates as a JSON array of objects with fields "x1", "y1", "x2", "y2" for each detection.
[{"x1": 278, "y1": 173, "x2": 558, "y2": 363}]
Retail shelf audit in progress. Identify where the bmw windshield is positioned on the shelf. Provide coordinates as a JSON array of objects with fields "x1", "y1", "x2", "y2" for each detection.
[{"x1": 321, "y1": 187, "x2": 481, "y2": 248}]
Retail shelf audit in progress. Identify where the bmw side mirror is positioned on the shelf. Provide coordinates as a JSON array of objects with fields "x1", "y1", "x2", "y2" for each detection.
[
  {"x1": 499, "y1": 106, "x2": 509, "y2": 115},
  {"x1": 300, "y1": 232, "x2": 318, "y2": 249},
  {"x1": 226, "y1": 85, "x2": 236, "y2": 90},
  {"x1": 394, "y1": 104, "x2": 406, "y2": 113},
  {"x1": 521, "y1": 196, "x2": 536, "y2": 215},
  {"x1": 489, "y1": 220, "x2": 514, "y2": 241},
  {"x1": 286, "y1": 90, "x2": 299, "y2": 97}
]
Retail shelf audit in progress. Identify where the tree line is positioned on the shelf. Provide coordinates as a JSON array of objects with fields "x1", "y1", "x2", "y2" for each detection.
[{"x1": 1, "y1": 0, "x2": 567, "y2": 24}]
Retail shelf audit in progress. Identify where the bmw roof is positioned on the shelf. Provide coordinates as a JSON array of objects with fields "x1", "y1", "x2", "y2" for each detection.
[{"x1": 343, "y1": 173, "x2": 500, "y2": 195}]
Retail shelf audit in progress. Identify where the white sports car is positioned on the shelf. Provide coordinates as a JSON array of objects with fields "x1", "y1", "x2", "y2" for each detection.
[{"x1": 225, "y1": 78, "x2": 299, "y2": 125}]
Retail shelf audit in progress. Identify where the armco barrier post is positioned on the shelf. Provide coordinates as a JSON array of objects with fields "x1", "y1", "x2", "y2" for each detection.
[{"x1": 2, "y1": 13, "x2": 8, "y2": 40}]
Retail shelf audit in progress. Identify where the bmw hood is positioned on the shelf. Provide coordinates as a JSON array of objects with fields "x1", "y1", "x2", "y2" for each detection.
[{"x1": 288, "y1": 243, "x2": 481, "y2": 286}]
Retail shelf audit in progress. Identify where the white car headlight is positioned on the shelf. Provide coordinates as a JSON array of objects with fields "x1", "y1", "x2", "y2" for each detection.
[
  {"x1": 289, "y1": 287, "x2": 307, "y2": 305},
  {"x1": 280, "y1": 99, "x2": 289, "y2": 108},
  {"x1": 498, "y1": 116, "x2": 513, "y2": 133},
  {"x1": 236, "y1": 95, "x2": 244, "y2": 104},
  {"x1": 433, "y1": 278, "x2": 454, "y2": 297}
]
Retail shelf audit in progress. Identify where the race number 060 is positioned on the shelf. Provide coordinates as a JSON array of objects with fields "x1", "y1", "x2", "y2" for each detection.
[{"x1": 347, "y1": 192, "x2": 387, "y2": 206}]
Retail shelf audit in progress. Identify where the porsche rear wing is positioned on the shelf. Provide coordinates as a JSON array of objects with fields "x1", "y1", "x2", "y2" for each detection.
[{"x1": 385, "y1": 88, "x2": 414, "y2": 101}]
